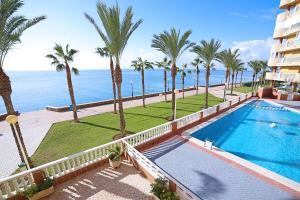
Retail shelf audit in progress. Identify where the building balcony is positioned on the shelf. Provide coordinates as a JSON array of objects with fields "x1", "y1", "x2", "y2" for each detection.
[
  {"x1": 276, "y1": 40, "x2": 300, "y2": 52},
  {"x1": 274, "y1": 22, "x2": 300, "y2": 39},
  {"x1": 268, "y1": 58, "x2": 280, "y2": 66},
  {"x1": 277, "y1": 12, "x2": 288, "y2": 23},
  {"x1": 266, "y1": 72, "x2": 300, "y2": 83},
  {"x1": 280, "y1": 0, "x2": 300, "y2": 9}
]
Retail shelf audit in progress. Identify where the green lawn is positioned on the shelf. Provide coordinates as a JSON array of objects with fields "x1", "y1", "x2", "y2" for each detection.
[
  {"x1": 233, "y1": 86, "x2": 253, "y2": 94},
  {"x1": 31, "y1": 93, "x2": 222, "y2": 166}
]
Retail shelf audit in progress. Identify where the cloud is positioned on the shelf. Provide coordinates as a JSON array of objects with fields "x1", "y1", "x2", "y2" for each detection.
[
  {"x1": 229, "y1": 8, "x2": 279, "y2": 21},
  {"x1": 231, "y1": 37, "x2": 273, "y2": 63}
]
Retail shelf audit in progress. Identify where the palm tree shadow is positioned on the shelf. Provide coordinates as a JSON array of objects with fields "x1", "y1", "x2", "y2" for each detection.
[
  {"x1": 125, "y1": 112, "x2": 166, "y2": 120},
  {"x1": 79, "y1": 122, "x2": 135, "y2": 134}
]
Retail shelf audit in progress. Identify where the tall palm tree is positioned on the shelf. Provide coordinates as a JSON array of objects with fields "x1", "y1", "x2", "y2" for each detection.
[
  {"x1": 229, "y1": 59, "x2": 244, "y2": 94},
  {"x1": 152, "y1": 28, "x2": 194, "y2": 120},
  {"x1": 218, "y1": 49, "x2": 240, "y2": 100},
  {"x1": 248, "y1": 60, "x2": 262, "y2": 95},
  {"x1": 46, "y1": 44, "x2": 79, "y2": 122},
  {"x1": 239, "y1": 66, "x2": 247, "y2": 87},
  {"x1": 0, "y1": 0, "x2": 45, "y2": 166},
  {"x1": 85, "y1": 2, "x2": 142, "y2": 136},
  {"x1": 131, "y1": 57, "x2": 153, "y2": 107},
  {"x1": 191, "y1": 39, "x2": 222, "y2": 108},
  {"x1": 96, "y1": 47, "x2": 117, "y2": 114},
  {"x1": 259, "y1": 60, "x2": 269, "y2": 86},
  {"x1": 191, "y1": 58, "x2": 202, "y2": 95},
  {"x1": 178, "y1": 64, "x2": 191, "y2": 99},
  {"x1": 155, "y1": 57, "x2": 171, "y2": 102}
]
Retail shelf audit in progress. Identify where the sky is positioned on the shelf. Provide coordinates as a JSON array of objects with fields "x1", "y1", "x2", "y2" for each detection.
[{"x1": 4, "y1": 0, "x2": 280, "y2": 71}]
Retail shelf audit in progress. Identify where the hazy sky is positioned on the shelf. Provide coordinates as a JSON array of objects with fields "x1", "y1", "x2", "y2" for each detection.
[{"x1": 4, "y1": 0, "x2": 279, "y2": 71}]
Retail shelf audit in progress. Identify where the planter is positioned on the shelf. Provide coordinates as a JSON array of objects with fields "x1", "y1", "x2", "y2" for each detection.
[
  {"x1": 109, "y1": 159, "x2": 121, "y2": 168},
  {"x1": 28, "y1": 186, "x2": 54, "y2": 200},
  {"x1": 152, "y1": 195, "x2": 160, "y2": 200}
]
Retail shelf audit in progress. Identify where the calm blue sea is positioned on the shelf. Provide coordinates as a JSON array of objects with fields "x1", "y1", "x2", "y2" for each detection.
[{"x1": 0, "y1": 69, "x2": 253, "y2": 114}]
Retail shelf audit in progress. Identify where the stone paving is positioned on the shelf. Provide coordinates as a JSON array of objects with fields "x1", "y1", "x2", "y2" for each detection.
[
  {"x1": 0, "y1": 86, "x2": 225, "y2": 178},
  {"x1": 44, "y1": 160, "x2": 153, "y2": 200}
]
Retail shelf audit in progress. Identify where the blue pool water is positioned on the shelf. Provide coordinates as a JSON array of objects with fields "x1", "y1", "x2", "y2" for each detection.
[{"x1": 192, "y1": 100, "x2": 300, "y2": 183}]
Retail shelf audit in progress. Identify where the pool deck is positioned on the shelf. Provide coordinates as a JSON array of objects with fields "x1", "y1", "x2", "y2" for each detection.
[
  {"x1": 143, "y1": 99, "x2": 300, "y2": 200},
  {"x1": 143, "y1": 135, "x2": 300, "y2": 200}
]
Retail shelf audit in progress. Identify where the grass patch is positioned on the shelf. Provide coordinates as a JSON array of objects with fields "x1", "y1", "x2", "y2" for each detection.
[
  {"x1": 31, "y1": 93, "x2": 222, "y2": 166},
  {"x1": 233, "y1": 86, "x2": 253, "y2": 94}
]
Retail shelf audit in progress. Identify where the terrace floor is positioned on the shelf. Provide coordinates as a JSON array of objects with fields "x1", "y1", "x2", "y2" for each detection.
[
  {"x1": 143, "y1": 136, "x2": 300, "y2": 200},
  {"x1": 44, "y1": 160, "x2": 153, "y2": 200}
]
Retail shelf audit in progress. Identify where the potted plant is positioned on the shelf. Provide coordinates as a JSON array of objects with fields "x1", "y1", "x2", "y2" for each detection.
[
  {"x1": 108, "y1": 145, "x2": 122, "y2": 168},
  {"x1": 150, "y1": 178, "x2": 179, "y2": 200},
  {"x1": 23, "y1": 177, "x2": 54, "y2": 200}
]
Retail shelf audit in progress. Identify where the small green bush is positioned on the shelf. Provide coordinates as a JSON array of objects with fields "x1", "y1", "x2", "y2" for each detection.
[
  {"x1": 24, "y1": 185, "x2": 39, "y2": 197},
  {"x1": 38, "y1": 177, "x2": 53, "y2": 191},
  {"x1": 23, "y1": 177, "x2": 54, "y2": 198},
  {"x1": 150, "y1": 178, "x2": 179, "y2": 200}
]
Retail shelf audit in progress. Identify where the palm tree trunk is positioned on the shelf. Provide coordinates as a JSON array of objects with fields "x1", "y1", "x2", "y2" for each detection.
[
  {"x1": 115, "y1": 64, "x2": 126, "y2": 135},
  {"x1": 109, "y1": 56, "x2": 117, "y2": 114},
  {"x1": 235, "y1": 72, "x2": 238, "y2": 88},
  {"x1": 171, "y1": 63, "x2": 176, "y2": 120},
  {"x1": 141, "y1": 67, "x2": 145, "y2": 107},
  {"x1": 225, "y1": 67, "x2": 230, "y2": 89},
  {"x1": 231, "y1": 73, "x2": 234, "y2": 95},
  {"x1": 164, "y1": 67, "x2": 167, "y2": 102},
  {"x1": 205, "y1": 65, "x2": 210, "y2": 108},
  {"x1": 182, "y1": 74, "x2": 185, "y2": 99},
  {"x1": 251, "y1": 73, "x2": 255, "y2": 94},
  {"x1": 65, "y1": 63, "x2": 79, "y2": 122},
  {"x1": 0, "y1": 68, "x2": 32, "y2": 167},
  {"x1": 196, "y1": 66, "x2": 199, "y2": 95},
  {"x1": 240, "y1": 70, "x2": 243, "y2": 86}
]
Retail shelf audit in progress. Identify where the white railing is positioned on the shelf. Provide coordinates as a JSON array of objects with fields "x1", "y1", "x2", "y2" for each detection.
[
  {"x1": 176, "y1": 112, "x2": 201, "y2": 129},
  {"x1": 0, "y1": 140, "x2": 123, "y2": 199},
  {"x1": 218, "y1": 101, "x2": 231, "y2": 111},
  {"x1": 0, "y1": 93, "x2": 251, "y2": 199},
  {"x1": 202, "y1": 106, "x2": 218, "y2": 118},
  {"x1": 123, "y1": 141, "x2": 200, "y2": 200},
  {"x1": 124, "y1": 122, "x2": 172, "y2": 147}
]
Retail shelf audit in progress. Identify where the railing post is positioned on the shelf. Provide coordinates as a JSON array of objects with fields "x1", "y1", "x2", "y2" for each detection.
[
  {"x1": 229, "y1": 100, "x2": 232, "y2": 107},
  {"x1": 238, "y1": 97, "x2": 241, "y2": 102},
  {"x1": 169, "y1": 180, "x2": 177, "y2": 193},
  {"x1": 171, "y1": 121, "x2": 177, "y2": 133},
  {"x1": 216, "y1": 105, "x2": 220, "y2": 113},
  {"x1": 199, "y1": 112, "x2": 203, "y2": 122}
]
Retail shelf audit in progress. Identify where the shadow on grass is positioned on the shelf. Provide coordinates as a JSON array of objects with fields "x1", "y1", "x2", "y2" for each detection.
[
  {"x1": 124, "y1": 112, "x2": 167, "y2": 120},
  {"x1": 79, "y1": 122, "x2": 135, "y2": 135}
]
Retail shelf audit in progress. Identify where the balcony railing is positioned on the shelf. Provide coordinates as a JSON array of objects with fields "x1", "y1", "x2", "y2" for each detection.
[
  {"x1": 280, "y1": 0, "x2": 299, "y2": 9},
  {"x1": 0, "y1": 93, "x2": 252, "y2": 200},
  {"x1": 265, "y1": 72, "x2": 300, "y2": 83}
]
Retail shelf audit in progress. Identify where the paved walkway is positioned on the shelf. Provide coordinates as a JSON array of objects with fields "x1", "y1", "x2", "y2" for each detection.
[
  {"x1": 143, "y1": 136, "x2": 300, "y2": 200},
  {"x1": 0, "y1": 86, "x2": 224, "y2": 178},
  {"x1": 44, "y1": 160, "x2": 153, "y2": 200}
]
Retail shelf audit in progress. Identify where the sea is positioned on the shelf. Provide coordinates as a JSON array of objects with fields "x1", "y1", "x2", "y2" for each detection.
[{"x1": 0, "y1": 69, "x2": 253, "y2": 114}]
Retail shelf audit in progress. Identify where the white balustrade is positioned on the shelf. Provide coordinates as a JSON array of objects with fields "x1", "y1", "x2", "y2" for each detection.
[
  {"x1": 202, "y1": 106, "x2": 218, "y2": 118},
  {"x1": 176, "y1": 112, "x2": 201, "y2": 129},
  {"x1": 218, "y1": 101, "x2": 230, "y2": 111}
]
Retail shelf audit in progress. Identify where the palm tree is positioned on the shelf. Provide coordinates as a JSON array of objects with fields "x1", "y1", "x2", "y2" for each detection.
[
  {"x1": 178, "y1": 64, "x2": 191, "y2": 99},
  {"x1": 152, "y1": 28, "x2": 194, "y2": 120},
  {"x1": 218, "y1": 49, "x2": 240, "y2": 100},
  {"x1": 85, "y1": 2, "x2": 142, "y2": 136},
  {"x1": 131, "y1": 57, "x2": 153, "y2": 107},
  {"x1": 191, "y1": 58, "x2": 202, "y2": 95},
  {"x1": 239, "y1": 66, "x2": 247, "y2": 87},
  {"x1": 248, "y1": 60, "x2": 262, "y2": 95},
  {"x1": 0, "y1": 0, "x2": 45, "y2": 166},
  {"x1": 95, "y1": 47, "x2": 117, "y2": 114},
  {"x1": 230, "y1": 59, "x2": 244, "y2": 94},
  {"x1": 155, "y1": 57, "x2": 171, "y2": 102},
  {"x1": 259, "y1": 60, "x2": 269, "y2": 86},
  {"x1": 191, "y1": 39, "x2": 222, "y2": 108},
  {"x1": 46, "y1": 44, "x2": 79, "y2": 122}
]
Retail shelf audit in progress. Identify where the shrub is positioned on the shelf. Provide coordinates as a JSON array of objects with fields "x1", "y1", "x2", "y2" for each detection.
[
  {"x1": 23, "y1": 177, "x2": 54, "y2": 198},
  {"x1": 150, "y1": 178, "x2": 179, "y2": 200},
  {"x1": 24, "y1": 185, "x2": 39, "y2": 197}
]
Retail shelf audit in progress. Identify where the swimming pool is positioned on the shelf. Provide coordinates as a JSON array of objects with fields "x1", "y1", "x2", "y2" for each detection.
[{"x1": 191, "y1": 100, "x2": 300, "y2": 183}]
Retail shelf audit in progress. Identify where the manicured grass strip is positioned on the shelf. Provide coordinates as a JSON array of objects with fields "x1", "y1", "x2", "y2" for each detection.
[
  {"x1": 233, "y1": 86, "x2": 253, "y2": 93},
  {"x1": 31, "y1": 93, "x2": 222, "y2": 166}
]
